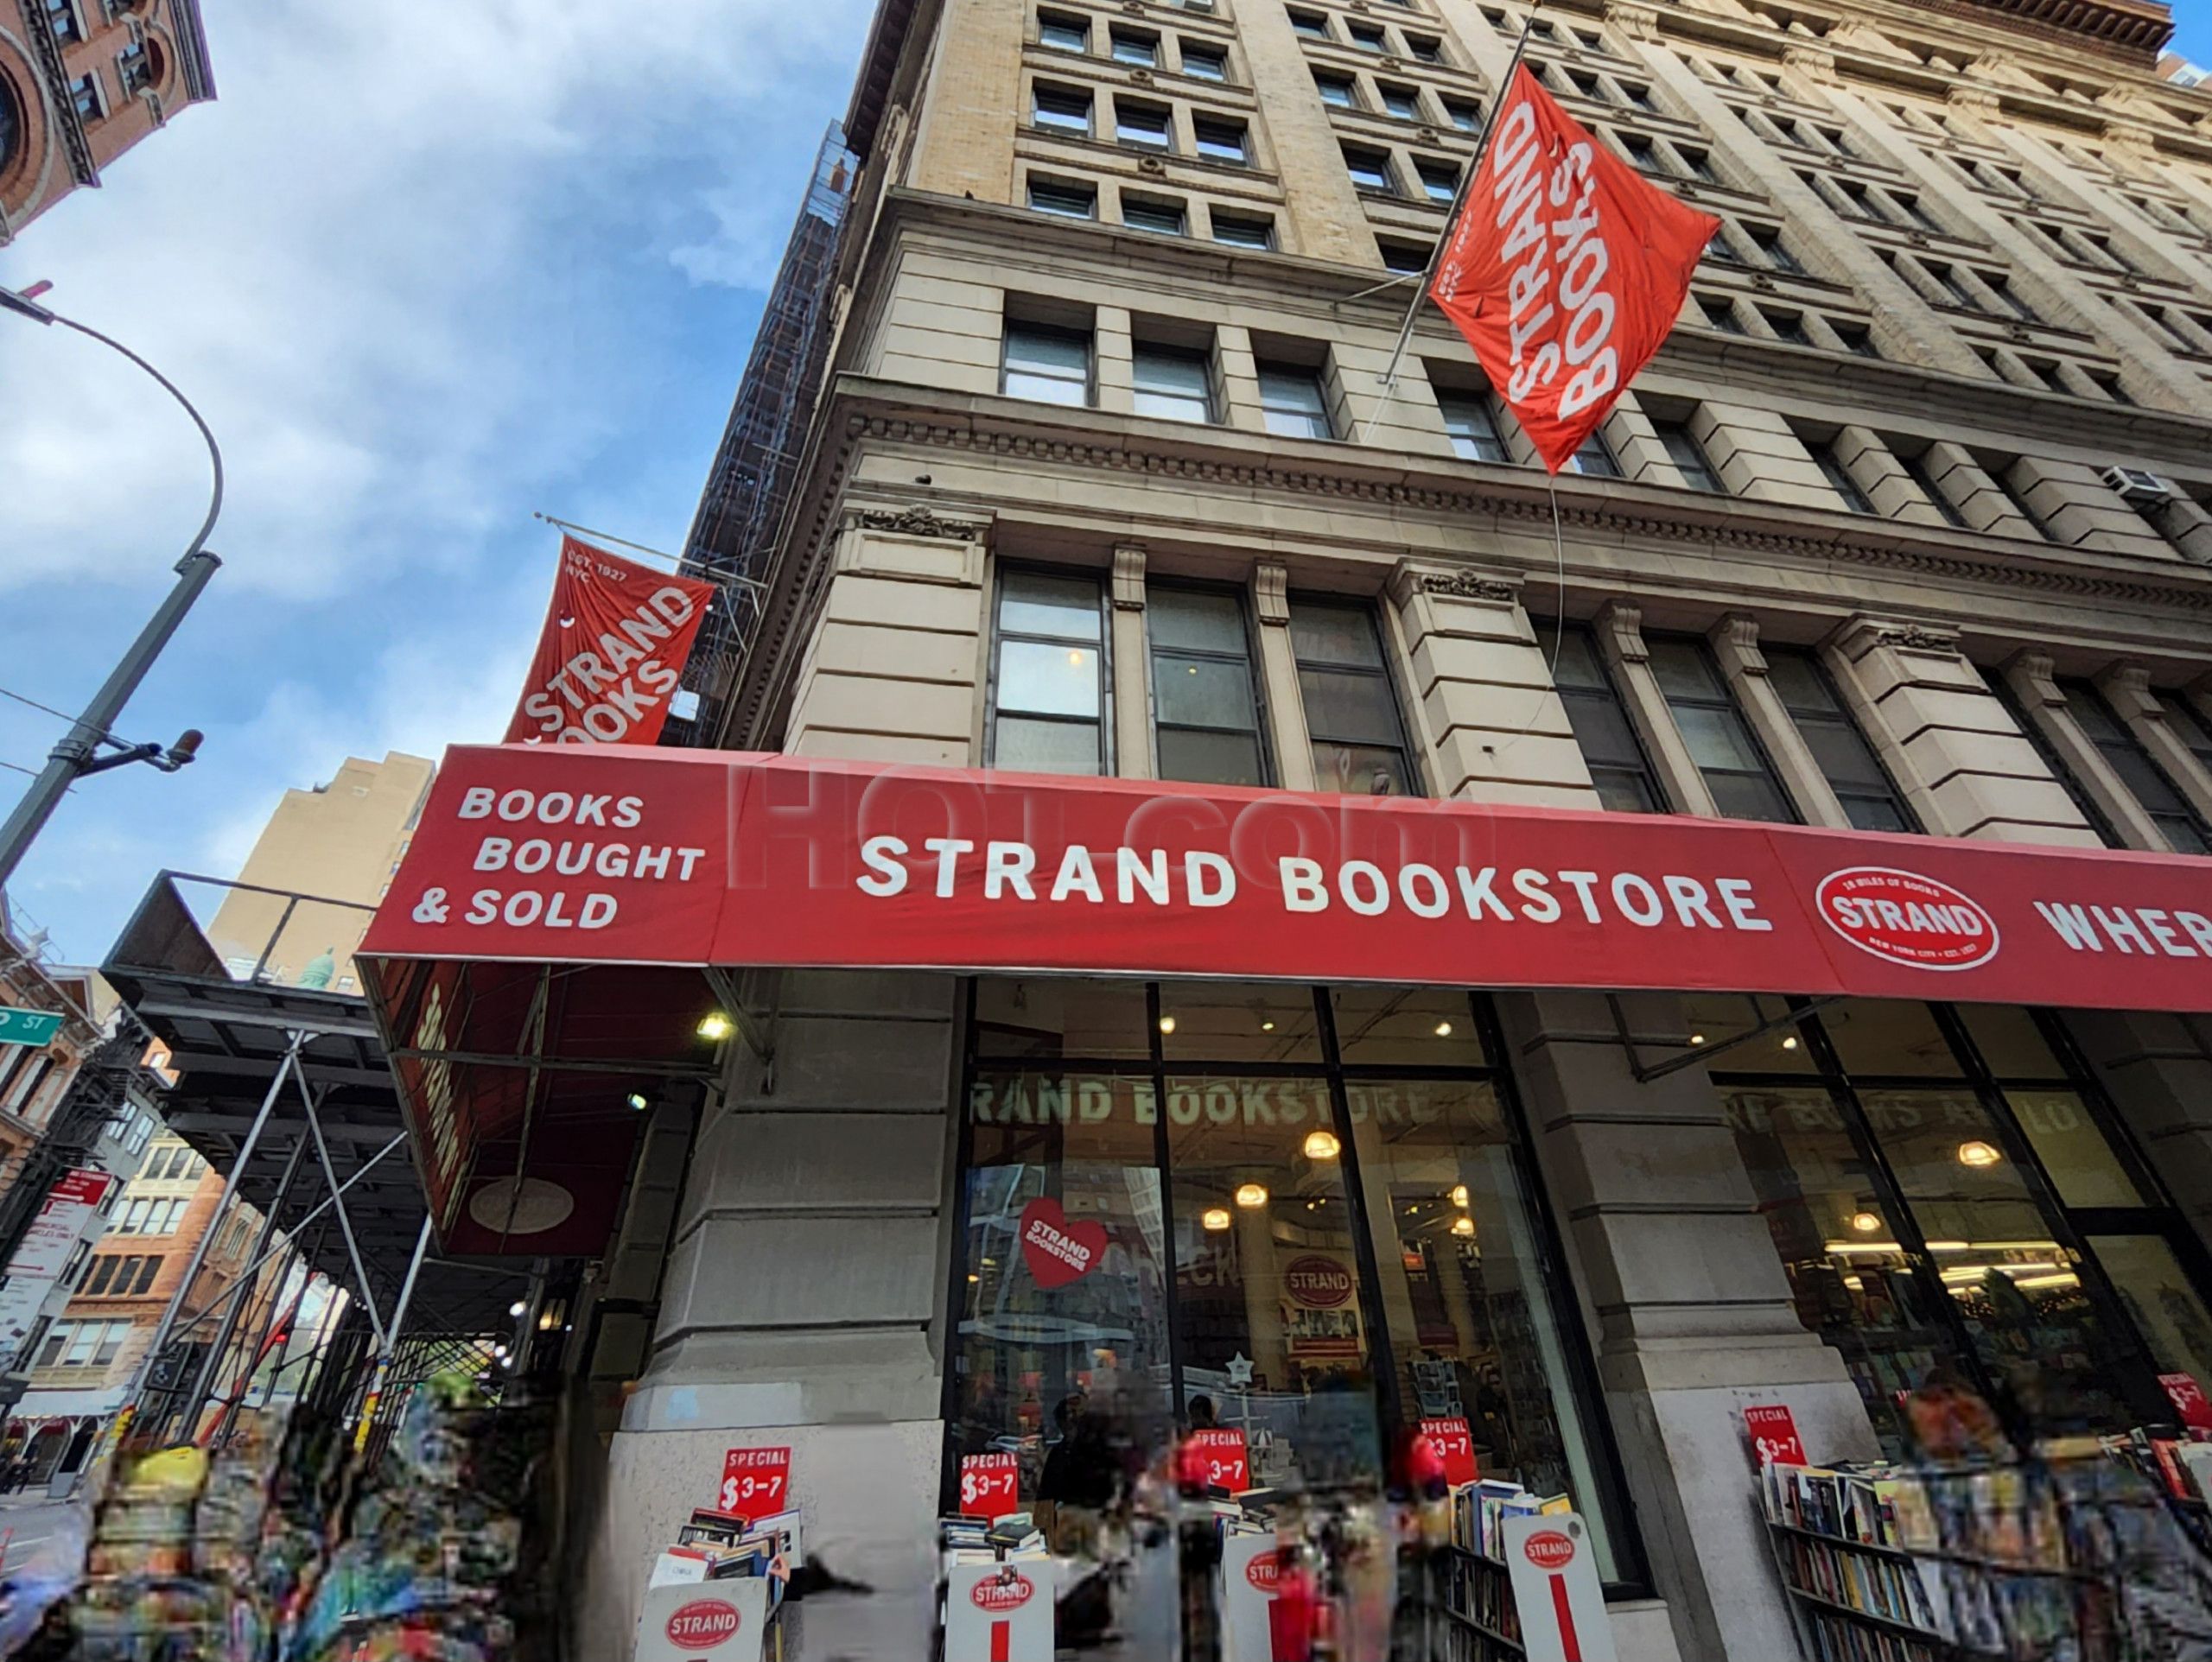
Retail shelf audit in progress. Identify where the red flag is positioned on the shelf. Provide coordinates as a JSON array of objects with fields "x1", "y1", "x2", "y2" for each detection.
[
  {"x1": 505, "y1": 536, "x2": 717, "y2": 746},
  {"x1": 1431, "y1": 64, "x2": 1719, "y2": 473}
]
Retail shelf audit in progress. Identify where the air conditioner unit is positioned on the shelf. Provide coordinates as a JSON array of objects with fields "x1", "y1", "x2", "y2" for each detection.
[{"x1": 2101, "y1": 465, "x2": 2174, "y2": 504}]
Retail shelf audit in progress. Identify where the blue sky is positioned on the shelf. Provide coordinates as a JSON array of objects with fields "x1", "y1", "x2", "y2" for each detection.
[
  {"x1": 0, "y1": 0, "x2": 873, "y2": 963},
  {"x1": 2179, "y1": 0, "x2": 2212, "y2": 63}
]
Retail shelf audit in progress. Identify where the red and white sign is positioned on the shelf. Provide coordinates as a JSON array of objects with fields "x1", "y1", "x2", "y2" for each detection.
[
  {"x1": 664, "y1": 1598, "x2": 742, "y2": 1649},
  {"x1": 1245, "y1": 1554, "x2": 1281, "y2": 1593},
  {"x1": 1188, "y1": 1427, "x2": 1250, "y2": 1494},
  {"x1": 10, "y1": 1170, "x2": 114, "y2": 1280},
  {"x1": 362, "y1": 749, "x2": 2212, "y2": 1018},
  {"x1": 1815, "y1": 868, "x2": 2000, "y2": 972},
  {"x1": 1018, "y1": 1197, "x2": 1104, "y2": 1290},
  {"x1": 2162, "y1": 1373, "x2": 2212, "y2": 1434},
  {"x1": 503, "y1": 536, "x2": 715, "y2": 749},
  {"x1": 958, "y1": 1451, "x2": 1020, "y2": 1520},
  {"x1": 971, "y1": 1570, "x2": 1036, "y2": 1612},
  {"x1": 1744, "y1": 1405, "x2": 1807, "y2": 1468},
  {"x1": 944, "y1": 1563, "x2": 1053, "y2": 1662},
  {"x1": 1503, "y1": 1514, "x2": 1617, "y2": 1662},
  {"x1": 1421, "y1": 1417, "x2": 1479, "y2": 1488},
  {"x1": 1430, "y1": 64, "x2": 1718, "y2": 473},
  {"x1": 718, "y1": 1445, "x2": 790, "y2": 1516},
  {"x1": 1282, "y1": 1255, "x2": 1354, "y2": 1310}
]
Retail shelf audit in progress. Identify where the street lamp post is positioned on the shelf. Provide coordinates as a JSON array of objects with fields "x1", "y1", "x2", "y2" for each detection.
[{"x1": 0, "y1": 282, "x2": 221, "y2": 891}]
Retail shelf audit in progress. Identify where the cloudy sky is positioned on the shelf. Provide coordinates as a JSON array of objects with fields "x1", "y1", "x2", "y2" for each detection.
[{"x1": 0, "y1": 0, "x2": 873, "y2": 962}]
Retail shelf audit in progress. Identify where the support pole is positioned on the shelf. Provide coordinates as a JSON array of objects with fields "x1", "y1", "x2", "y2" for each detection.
[
  {"x1": 124, "y1": 1031, "x2": 305, "y2": 1432},
  {"x1": 181, "y1": 1132, "x2": 306, "y2": 1438},
  {"x1": 295, "y1": 1052, "x2": 385, "y2": 1347},
  {"x1": 353, "y1": 1215, "x2": 433, "y2": 1454}
]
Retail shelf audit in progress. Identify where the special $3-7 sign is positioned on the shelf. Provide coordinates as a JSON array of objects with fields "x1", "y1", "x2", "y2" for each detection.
[{"x1": 1430, "y1": 62, "x2": 1719, "y2": 473}]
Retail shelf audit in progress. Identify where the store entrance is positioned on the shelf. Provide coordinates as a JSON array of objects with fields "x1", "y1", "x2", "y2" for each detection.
[{"x1": 944, "y1": 977, "x2": 1640, "y2": 1589}]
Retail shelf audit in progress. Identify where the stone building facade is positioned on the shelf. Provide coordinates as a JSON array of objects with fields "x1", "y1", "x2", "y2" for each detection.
[
  {"x1": 569, "y1": 0, "x2": 2212, "y2": 1656},
  {"x1": 0, "y1": 0, "x2": 212, "y2": 242}
]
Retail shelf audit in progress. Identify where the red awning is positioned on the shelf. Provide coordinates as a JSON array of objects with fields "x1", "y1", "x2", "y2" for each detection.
[{"x1": 358, "y1": 744, "x2": 2212, "y2": 1253}]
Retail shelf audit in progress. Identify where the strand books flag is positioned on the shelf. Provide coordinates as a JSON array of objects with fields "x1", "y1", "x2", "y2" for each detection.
[
  {"x1": 505, "y1": 536, "x2": 717, "y2": 747},
  {"x1": 1430, "y1": 62, "x2": 1719, "y2": 473}
]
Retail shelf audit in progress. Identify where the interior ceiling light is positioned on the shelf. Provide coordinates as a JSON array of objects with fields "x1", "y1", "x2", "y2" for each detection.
[
  {"x1": 1452, "y1": 1215, "x2": 1476, "y2": 1237},
  {"x1": 1957, "y1": 1140, "x2": 2002, "y2": 1169},
  {"x1": 696, "y1": 1012, "x2": 734, "y2": 1041},
  {"x1": 1451, "y1": 1183, "x2": 1470, "y2": 1209},
  {"x1": 1780, "y1": 1036, "x2": 1799, "y2": 1050},
  {"x1": 1202, "y1": 1207, "x2": 1232, "y2": 1232},
  {"x1": 1433, "y1": 1021, "x2": 1453, "y2": 1037},
  {"x1": 1158, "y1": 1015, "x2": 1177, "y2": 1035},
  {"x1": 1235, "y1": 1182, "x2": 1269, "y2": 1208},
  {"x1": 1850, "y1": 1212, "x2": 1882, "y2": 1234},
  {"x1": 1303, "y1": 1129, "x2": 1341, "y2": 1161}
]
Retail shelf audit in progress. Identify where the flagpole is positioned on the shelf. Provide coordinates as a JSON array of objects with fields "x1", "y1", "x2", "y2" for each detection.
[{"x1": 1363, "y1": 17, "x2": 1541, "y2": 418}]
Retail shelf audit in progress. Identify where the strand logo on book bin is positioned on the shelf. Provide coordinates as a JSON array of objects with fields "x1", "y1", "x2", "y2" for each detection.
[
  {"x1": 719, "y1": 1447, "x2": 790, "y2": 1518},
  {"x1": 1744, "y1": 1404, "x2": 1807, "y2": 1468},
  {"x1": 944, "y1": 1562, "x2": 1053, "y2": 1662},
  {"x1": 958, "y1": 1452, "x2": 1020, "y2": 1520},
  {"x1": 1018, "y1": 1196, "x2": 1104, "y2": 1290},
  {"x1": 634, "y1": 1578, "x2": 770, "y2": 1662},
  {"x1": 971, "y1": 1569, "x2": 1037, "y2": 1612},
  {"x1": 1503, "y1": 1514, "x2": 1617, "y2": 1662},
  {"x1": 667, "y1": 1599, "x2": 742, "y2": 1648}
]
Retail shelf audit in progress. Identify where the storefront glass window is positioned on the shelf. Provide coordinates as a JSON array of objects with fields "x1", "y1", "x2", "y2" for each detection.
[
  {"x1": 1157, "y1": 981, "x2": 1324, "y2": 1063},
  {"x1": 2004, "y1": 1088, "x2": 2145, "y2": 1208},
  {"x1": 1345, "y1": 1078, "x2": 1625, "y2": 1578},
  {"x1": 1819, "y1": 1000, "x2": 1961, "y2": 1076},
  {"x1": 2088, "y1": 1234, "x2": 2212, "y2": 1391},
  {"x1": 1330, "y1": 986, "x2": 1488, "y2": 1066},
  {"x1": 974, "y1": 977, "x2": 1151, "y2": 1061}
]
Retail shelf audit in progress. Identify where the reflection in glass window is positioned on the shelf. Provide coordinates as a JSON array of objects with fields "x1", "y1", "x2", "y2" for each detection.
[
  {"x1": 1648, "y1": 637, "x2": 1796, "y2": 822},
  {"x1": 2060, "y1": 679, "x2": 2212, "y2": 855},
  {"x1": 1289, "y1": 599, "x2": 1420, "y2": 796},
  {"x1": 1257, "y1": 363, "x2": 1332, "y2": 439},
  {"x1": 989, "y1": 569, "x2": 1108, "y2": 774},
  {"x1": 1438, "y1": 390, "x2": 1507, "y2": 462},
  {"x1": 1131, "y1": 343, "x2": 1211, "y2": 421},
  {"x1": 1764, "y1": 647, "x2": 1916, "y2": 833},
  {"x1": 1001, "y1": 321, "x2": 1091, "y2": 404},
  {"x1": 2089, "y1": 1234, "x2": 2212, "y2": 1394},
  {"x1": 1147, "y1": 587, "x2": 1267, "y2": 785},
  {"x1": 1548, "y1": 624, "x2": 1667, "y2": 813},
  {"x1": 976, "y1": 979, "x2": 1153, "y2": 1061}
]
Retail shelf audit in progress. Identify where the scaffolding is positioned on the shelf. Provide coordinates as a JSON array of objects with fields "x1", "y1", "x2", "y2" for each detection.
[{"x1": 667, "y1": 121, "x2": 857, "y2": 748}]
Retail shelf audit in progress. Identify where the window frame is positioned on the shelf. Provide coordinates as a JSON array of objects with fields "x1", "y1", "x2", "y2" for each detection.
[
  {"x1": 1764, "y1": 645, "x2": 1919, "y2": 833},
  {"x1": 999, "y1": 317, "x2": 1095, "y2": 406},
  {"x1": 985, "y1": 564, "x2": 1116, "y2": 777},
  {"x1": 1540, "y1": 619, "x2": 1674, "y2": 814},
  {"x1": 1287, "y1": 595, "x2": 1424, "y2": 797},
  {"x1": 1129, "y1": 338, "x2": 1215, "y2": 422},
  {"x1": 1653, "y1": 419, "x2": 1723, "y2": 492},
  {"x1": 2059, "y1": 678, "x2": 2212, "y2": 855},
  {"x1": 1145, "y1": 580, "x2": 1274, "y2": 786},
  {"x1": 1647, "y1": 632, "x2": 1802, "y2": 823}
]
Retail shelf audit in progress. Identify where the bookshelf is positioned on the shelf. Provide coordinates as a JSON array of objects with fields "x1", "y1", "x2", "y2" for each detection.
[{"x1": 1439, "y1": 1545, "x2": 1525, "y2": 1660}]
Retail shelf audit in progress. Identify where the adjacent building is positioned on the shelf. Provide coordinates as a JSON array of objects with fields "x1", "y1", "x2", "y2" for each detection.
[
  {"x1": 207, "y1": 751, "x2": 433, "y2": 992},
  {"x1": 357, "y1": 0, "x2": 2212, "y2": 1653},
  {"x1": 0, "y1": 0, "x2": 213, "y2": 243}
]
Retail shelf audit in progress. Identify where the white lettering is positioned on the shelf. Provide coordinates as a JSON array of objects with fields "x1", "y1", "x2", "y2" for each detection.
[
  {"x1": 1281, "y1": 858, "x2": 1328, "y2": 912},
  {"x1": 857, "y1": 836, "x2": 908, "y2": 897}
]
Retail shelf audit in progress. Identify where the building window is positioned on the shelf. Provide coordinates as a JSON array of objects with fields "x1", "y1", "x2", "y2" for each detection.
[
  {"x1": 1562, "y1": 430, "x2": 1620, "y2": 478},
  {"x1": 1654, "y1": 420, "x2": 1723, "y2": 492},
  {"x1": 1115, "y1": 100, "x2": 1173, "y2": 149},
  {"x1": 1148, "y1": 587, "x2": 1267, "y2": 784},
  {"x1": 1402, "y1": 33, "x2": 1442, "y2": 61},
  {"x1": 1441, "y1": 98, "x2": 1479, "y2": 132},
  {"x1": 1181, "y1": 43, "x2": 1226, "y2": 79},
  {"x1": 1698, "y1": 295, "x2": 1744, "y2": 334},
  {"x1": 1001, "y1": 320, "x2": 1092, "y2": 405},
  {"x1": 1832, "y1": 325, "x2": 1877, "y2": 358},
  {"x1": 2060, "y1": 681, "x2": 2211, "y2": 855},
  {"x1": 1414, "y1": 158, "x2": 1459, "y2": 204},
  {"x1": 1193, "y1": 117, "x2": 1248, "y2": 165},
  {"x1": 2158, "y1": 693, "x2": 2212, "y2": 786},
  {"x1": 1437, "y1": 390, "x2": 1506, "y2": 462},
  {"x1": 1122, "y1": 194, "x2": 1186, "y2": 236},
  {"x1": 1288, "y1": 8, "x2": 1330, "y2": 37},
  {"x1": 1039, "y1": 10, "x2": 1089, "y2": 51},
  {"x1": 1314, "y1": 71, "x2": 1356, "y2": 107},
  {"x1": 1750, "y1": 225, "x2": 1802, "y2": 274},
  {"x1": 35, "y1": 1325, "x2": 71, "y2": 1368},
  {"x1": 1027, "y1": 177, "x2": 1097, "y2": 219},
  {"x1": 1548, "y1": 624, "x2": 1668, "y2": 812},
  {"x1": 1766, "y1": 648, "x2": 1915, "y2": 832},
  {"x1": 1761, "y1": 309, "x2": 1810, "y2": 346},
  {"x1": 133, "y1": 1254, "x2": 161, "y2": 1294},
  {"x1": 989, "y1": 569, "x2": 1110, "y2": 776},
  {"x1": 951, "y1": 982, "x2": 1640, "y2": 1581},
  {"x1": 1675, "y1": 146, "x2": 1717, "y2": 183},
  {"x1": 1618, "y1": 133, "x2": 1657, "y2": 173},
  {"x1": 1378, "y1": 83, "x2": 1419, "y2": 120},
  {"x1": 1211, "y1": 213, "x2": 1274, "y2": 250},
  {"x1": 1377, "y1": 238, "x2": 1429, "y2": 275},
  {"x1": 1716, "y1": 998, "x2": 2203, "y2": 1458},
  {"x1": 1705, "y1": 225, "x2": 1745, "y2": 266},
  {"x1": 1131, "y1": 341, "x2": 1213, "y2": 422},
  {"x1": 70, "y1": 73, "x2": 101, "y2": 123},
  {"x1": 1814, "y1": 443, "x2": 1874, "y2": 513},
  {"x1": 1288, "y1": 599, "x2": 1419, "y2": 796},
  {"x1": 1348, "y1": 21, "x2": 1386, "y2": 49},
  {"x1": 1032, "y1": 84, "x2": 1093, "y2": 135},
  {"x1": 1649, "y1": 636, "x2": 1796, "y2": 821},
  {"x1": 118, "y1": 40, "x2": 153, "y2": 95},
  {"x1": 1256, "y1": 362, "x2": 1332, "y2": 440},
  {"x1": 84, "y1": 1257, "x2": 119, "y2": 1297},
  {"x1": 1109, "y1": 28, "x2": 1158, "y2": 65},
  {"x1": 44, "y1": 0, "x2": 81, "y2": 43},
  {"x1": 1344, "y1": 145, "x2": 1394, "y2": 194}
]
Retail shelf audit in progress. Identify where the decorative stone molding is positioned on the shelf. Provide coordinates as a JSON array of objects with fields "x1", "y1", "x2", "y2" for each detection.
[
  {"x1": 1254, "y1": 563, "x2": 1290, "y2": 627},
  {"x1": 2099, "y1": 662, "x2": 2162, "y2": 722},
  {"x1": 1780, "y1": 45, "x2": 1836, "y2": 84},
  {"x1": 1419, "y1": 569, "x2": 1519, "y2": 604},
  {"x1": 1597, "y1": 599, "x2": 1648, "y2": 664},
  {"x1": 1111, "y1": 544, "x2": 1147, "y2": 611},
  {"x1": 1603, "y1": 0, "x2": 1658, "y2": 41},
  {"x1": 1712, "y1": 613, "x2": 1767, "y2": 674},
  {"x1": 2007, "y1": 650, "x2": 2065, "y2": 707},
  {"x1": 1870, "y1": 625, "x2": 1958, "y2": 654},
  {"x1": 1139, "y1": 155, "x2": 1166, "y2": 175},
  {"x1": 1947, "y1": 86, "x2": 2002, "y2": 117},
  {"x1": 849, "y1": 505, "x2": 983, "y2": 542}
]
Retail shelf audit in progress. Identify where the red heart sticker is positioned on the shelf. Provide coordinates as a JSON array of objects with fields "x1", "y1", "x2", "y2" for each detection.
[{"x1": 1019, "y1": 1197, "x2": 1106, "y2": 1291}]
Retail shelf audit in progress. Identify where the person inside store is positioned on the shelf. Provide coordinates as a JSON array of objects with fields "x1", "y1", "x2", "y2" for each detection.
[{"x1": 1176, "y1": 1395, "x2": 1225, "y2": 1662}]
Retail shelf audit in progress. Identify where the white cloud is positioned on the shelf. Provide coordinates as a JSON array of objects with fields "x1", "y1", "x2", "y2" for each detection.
[{"x1": 0, "y1": 0, "x2": 872, "y2": 959}]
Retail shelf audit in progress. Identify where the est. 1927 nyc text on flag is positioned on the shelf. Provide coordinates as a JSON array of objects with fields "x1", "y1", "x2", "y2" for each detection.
[{"x1": 1430, "y1": 63, "x2": 1720, "y2": 473}]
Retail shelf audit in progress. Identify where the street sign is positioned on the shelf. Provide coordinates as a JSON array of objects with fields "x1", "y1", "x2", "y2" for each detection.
[
  {"x1": 1503, "y1": 1513, "x2": 1617, "y2": 1662},
  {"x1": 0, "y1": 1009, "x2": 60, "y2": 1048}
]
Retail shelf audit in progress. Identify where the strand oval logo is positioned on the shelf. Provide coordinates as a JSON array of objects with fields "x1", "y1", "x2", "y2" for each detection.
[
  {"x1": 1247, "y1": 1555, "x2": 1283, "y2": 1592},
  {"x1": 1523, "y1": 1530, "x2": 1577, "y2": 1570},
  {"x1": 973, "y1": 1570, "x2": 1036, "y2": 1613},
  {"x1": 1815, "y1": 867, "x2": 1999, "y2": 972},
  {"x1": 1283, "y1": 1255, "x2": 1353, "y2": 1310},
  {"x1": 664, "y1": 1598, "x2": 742, "y2": 1650}
]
